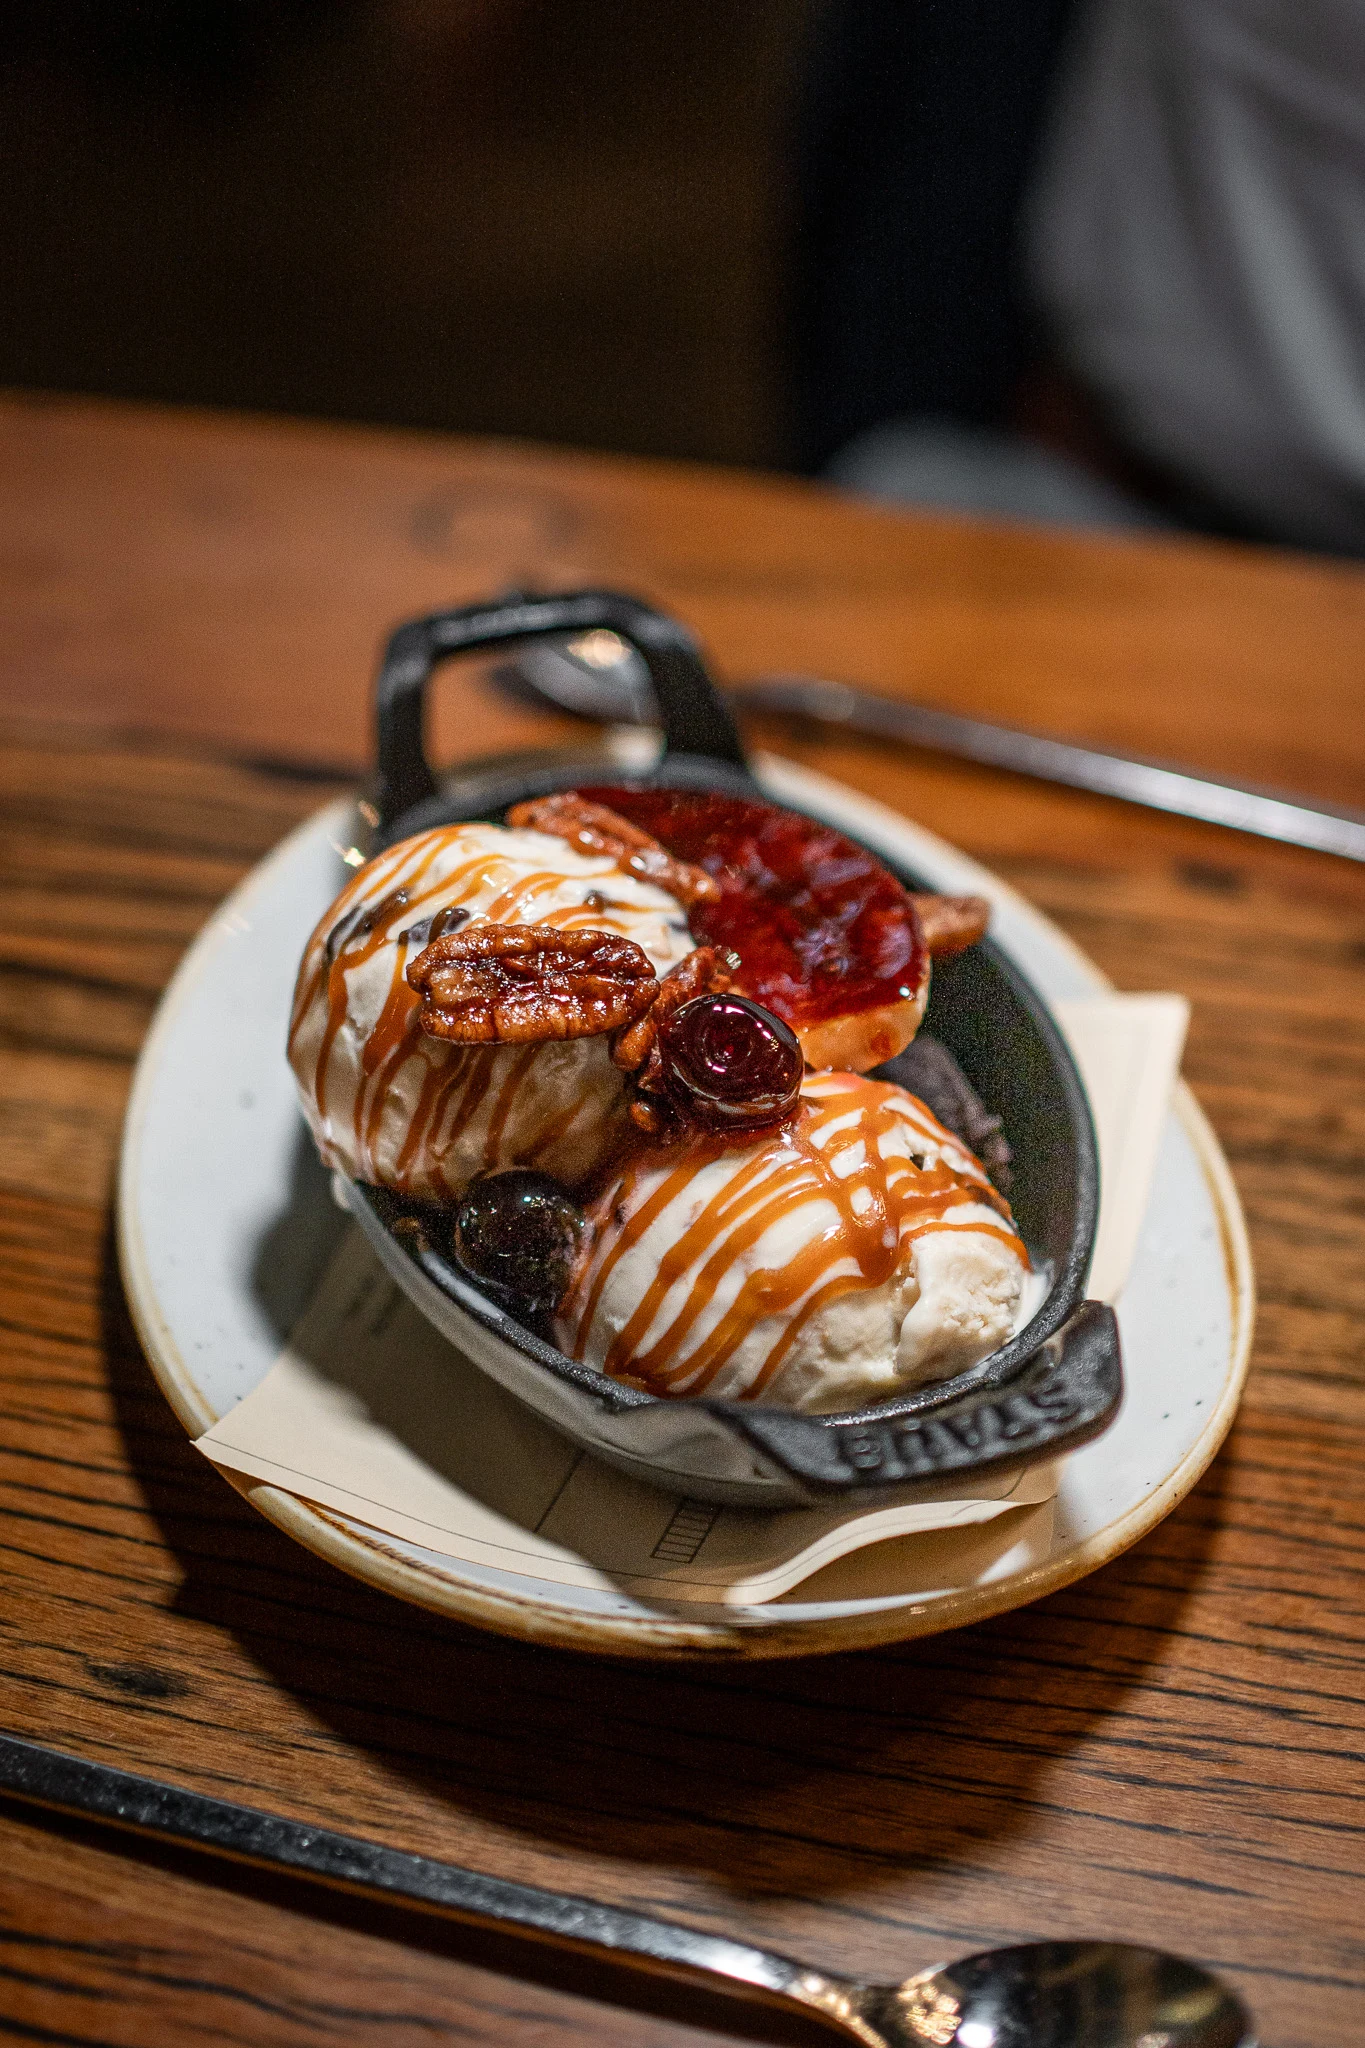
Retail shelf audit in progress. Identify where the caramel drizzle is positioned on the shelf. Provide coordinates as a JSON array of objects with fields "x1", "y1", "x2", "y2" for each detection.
[
  {"x1": 288, "y1": 827, "x2": 671, "y2": 1190},
  {"x1": 562, "y1": 1075, "x2": 1027, "y2": 1400}
]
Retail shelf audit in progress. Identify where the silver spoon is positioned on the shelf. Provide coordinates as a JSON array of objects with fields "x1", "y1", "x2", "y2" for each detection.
[
  {"x1": 495, "y1": 632, "x2": 1365, "y2": 866},
  {"x1": 0, "y1": 1731, "x2": 1253, "y2": 2046}
]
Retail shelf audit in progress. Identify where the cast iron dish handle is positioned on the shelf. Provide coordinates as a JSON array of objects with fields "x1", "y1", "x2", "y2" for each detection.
[
  {"x1": 373, "y1": 589, "x2": 748, "y2": 830},
  {"x1": 726, "y1": 1300, "x2": 1121, "y2": 1494}
]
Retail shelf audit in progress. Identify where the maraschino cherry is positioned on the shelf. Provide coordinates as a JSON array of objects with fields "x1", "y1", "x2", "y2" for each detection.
[{"x1": 659, "y1": 994, "x2": 803, "y2": 1136}]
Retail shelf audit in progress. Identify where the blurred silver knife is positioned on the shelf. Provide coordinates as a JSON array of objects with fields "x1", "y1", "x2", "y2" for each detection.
[
  {"x1": 498, "y1": 637, "x2": 1365, "y2": 865},
  {"x1": 742, "y1": 673, "x2": 1365, "y2": 865}
]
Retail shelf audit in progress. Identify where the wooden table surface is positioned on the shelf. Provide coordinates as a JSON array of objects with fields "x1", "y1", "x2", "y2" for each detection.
[{"x1": 1, "y1": 392, "x2": 1363, "y2": 2048}]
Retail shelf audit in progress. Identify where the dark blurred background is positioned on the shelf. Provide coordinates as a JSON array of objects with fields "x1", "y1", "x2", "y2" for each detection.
[
  {"x1": 1, "y1": 0, "x2": 822, "y2": 468},
  {"x1": 8, "y1": 3, "x2": 1356, "y2": 552},
  {"x1": 0, "y1": 0, "x2": 1077, "y2": 474}
]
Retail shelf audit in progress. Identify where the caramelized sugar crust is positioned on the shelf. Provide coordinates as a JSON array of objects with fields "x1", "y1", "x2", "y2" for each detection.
[{"x1": 576, "y1": 785, "x2": 930, "y2": 1068}]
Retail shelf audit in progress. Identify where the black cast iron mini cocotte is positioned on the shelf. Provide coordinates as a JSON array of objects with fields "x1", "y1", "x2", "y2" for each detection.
[{"x1": 338, "y1": 589, "x2": 1118, "y2": 1508}]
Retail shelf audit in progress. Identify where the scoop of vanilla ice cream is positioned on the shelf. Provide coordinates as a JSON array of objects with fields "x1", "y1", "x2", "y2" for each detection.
[
  {"x1": 288, "y1": 822, "x2": 694, "y2": 1200},
  {"x1": 557, "y1": 1071, "x2": 1028, "y2": 1412}
]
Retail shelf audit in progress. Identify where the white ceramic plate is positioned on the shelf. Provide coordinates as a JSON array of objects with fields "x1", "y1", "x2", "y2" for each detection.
[{"x1": 117, "y1": 752, "x2": 1253, "y2": 1659}]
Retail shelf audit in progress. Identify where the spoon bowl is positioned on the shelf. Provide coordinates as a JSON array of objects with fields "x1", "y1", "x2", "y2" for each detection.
[{"x1": 856, "y1": 1940, "x2": 1253, "y2": 2047}]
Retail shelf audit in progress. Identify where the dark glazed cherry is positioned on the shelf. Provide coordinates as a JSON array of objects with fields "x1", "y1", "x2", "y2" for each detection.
[
  {"x1": 453, "y1": 1169, "x2": 584, "y2": 1317},
  {"x1": 660, "y1": 995, "x2": 803, "y2": 1136}
]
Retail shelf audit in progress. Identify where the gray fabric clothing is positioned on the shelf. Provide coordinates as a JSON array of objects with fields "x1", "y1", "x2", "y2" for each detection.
[
  {"x1": 1027, "y1": 0, "x2": 1365, "y2": 553},
  {"x1": 827, "y1": 418, "x2": 1167, "y2": 531}
]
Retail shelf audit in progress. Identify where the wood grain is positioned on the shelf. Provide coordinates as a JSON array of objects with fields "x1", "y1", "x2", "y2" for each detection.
[
  {"x1": 6, "y1": 391, "x2": 1365, "y2": 805},
  {"x1": 1, "y1": 398, "x2": 1363, "y2": 2047}
]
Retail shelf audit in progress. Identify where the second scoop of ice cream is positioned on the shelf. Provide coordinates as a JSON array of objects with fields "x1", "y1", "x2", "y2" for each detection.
[{"x1": 558, "y1": 1071, "x2": 1031, "y2": 1412}]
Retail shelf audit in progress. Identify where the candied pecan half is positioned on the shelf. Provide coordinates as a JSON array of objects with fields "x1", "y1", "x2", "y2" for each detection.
[
  {"x1": 407, "y1": 923, "x2": 658, "y2": 1043},
  {"x1": 506, "y1": 793, "x2": 721, "y2": 909},
  {"x1": 911, "y1": 893, "x2": 991, "y2": 957},
  {"x1": 611, "y1": 946, "x2": 731, "y2": 1132}
]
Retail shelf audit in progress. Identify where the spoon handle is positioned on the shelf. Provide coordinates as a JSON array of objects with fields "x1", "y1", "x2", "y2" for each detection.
[
  {"x1": 737, "y1": 675, "x2": 1365, "y2": 866},
  {"x1": 0, "y1": 1731, "x2": 861, "y2": 2038}
]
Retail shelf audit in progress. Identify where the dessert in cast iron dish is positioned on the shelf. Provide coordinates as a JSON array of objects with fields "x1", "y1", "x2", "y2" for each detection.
[{"x1": 292, "y1": 590, "x2": 1117, "y2": 1507}]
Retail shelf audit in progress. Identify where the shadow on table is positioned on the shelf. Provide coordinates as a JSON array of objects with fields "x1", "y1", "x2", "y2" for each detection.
[{"x1": 100, "y1": 1215, "x2": 1226, "y2": 2013}]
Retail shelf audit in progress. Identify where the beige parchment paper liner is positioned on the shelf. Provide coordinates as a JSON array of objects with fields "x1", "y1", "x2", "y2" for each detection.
[{"x1": 197, "y1": 993, "x2": 1187, "y2": 1605}]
